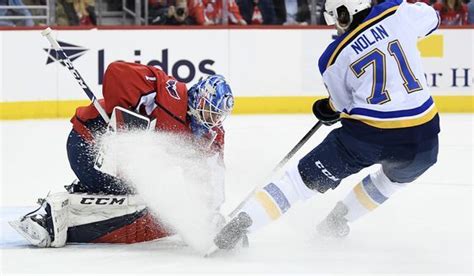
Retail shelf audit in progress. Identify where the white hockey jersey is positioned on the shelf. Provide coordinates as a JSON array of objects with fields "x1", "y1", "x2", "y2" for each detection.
[{"x1": 318, "y1": 0, "x2": 440, "y2": 130}]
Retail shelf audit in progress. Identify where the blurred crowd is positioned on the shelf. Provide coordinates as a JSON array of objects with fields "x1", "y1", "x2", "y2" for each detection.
[
  {"x1": 147, "y1": 0, "x2": 474, "y2": 26},
  {"x1": 1, "y1": 0, "x2": 473, "y2": 27}
]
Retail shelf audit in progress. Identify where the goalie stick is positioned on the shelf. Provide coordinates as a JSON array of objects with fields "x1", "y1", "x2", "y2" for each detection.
[
  {"x1": 41, "y1": 27, "x2": 110, "y2": 124},
  {"x1": 205, "y1": 120, "x2": 324, "y2": 257}
]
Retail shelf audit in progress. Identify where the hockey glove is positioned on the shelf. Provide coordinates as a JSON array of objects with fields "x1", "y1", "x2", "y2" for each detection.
[{"x1": 312, "y1": 98, "x2": 340, "y2": 126}]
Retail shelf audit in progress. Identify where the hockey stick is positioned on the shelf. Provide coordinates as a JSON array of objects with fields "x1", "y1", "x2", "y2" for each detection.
[
  {"x1": 205, "y1": 120, "x2": 324, "y2": 257},
  {"x1": 227, "y1": 120, "x2": 323, "y2": 218},
  {"x1": 41, "y1": 27, "x2": 110, "y2": 124},
  {"x1": 272, "y1": 120, "x2": 324, "y2": 173}
]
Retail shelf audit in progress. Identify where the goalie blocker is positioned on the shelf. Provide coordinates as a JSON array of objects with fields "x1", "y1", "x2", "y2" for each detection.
[{"x1": 94, "y1": 107, "x2": 152, "y2": 177}]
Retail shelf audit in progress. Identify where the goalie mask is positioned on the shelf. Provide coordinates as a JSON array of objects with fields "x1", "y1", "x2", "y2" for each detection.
[
  {"x1": 324, "y1": 0, "x2": 371, "y2": 34},
  {"x1": 188, "y1": 75, "x2": 234, "y2": 131}
]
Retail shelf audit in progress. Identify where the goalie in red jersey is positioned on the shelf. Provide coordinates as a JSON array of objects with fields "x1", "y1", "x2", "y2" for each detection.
[{"x1": 10, "y1": 61, "x2": 234, "y2": 248}]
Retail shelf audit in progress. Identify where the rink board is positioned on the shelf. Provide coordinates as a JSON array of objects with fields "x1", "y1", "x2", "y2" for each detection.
[{"x1": 0, "y1": 27, "x2": 473, "y2": 119}]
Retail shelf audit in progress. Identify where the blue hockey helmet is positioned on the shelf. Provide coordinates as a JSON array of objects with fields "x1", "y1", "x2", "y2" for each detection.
[{"x1": 188, "y1": 75, "x2": 234, "y2": 130}]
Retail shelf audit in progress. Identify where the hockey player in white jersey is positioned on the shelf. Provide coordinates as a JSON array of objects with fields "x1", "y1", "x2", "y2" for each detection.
[{"x1": 212, "y1": 0, "x2": 441, "y2": 250}]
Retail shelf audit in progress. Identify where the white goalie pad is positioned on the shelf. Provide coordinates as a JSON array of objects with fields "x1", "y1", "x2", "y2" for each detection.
[
  {"x1": 67, "y1": 193, "x2": 147, "y2": 227},
  {"x1": 94, "y1": 107, "x2": 151, "y2": 176},
  {"x1": 9, "y1": 192, "x2": 70, "y2": 248},
  {"x1": 9, "y1": 192, "x2": 148, "y2": 247}
]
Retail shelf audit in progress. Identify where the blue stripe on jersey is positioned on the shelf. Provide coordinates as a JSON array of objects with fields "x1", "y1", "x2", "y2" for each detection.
[
  {"x1": 362, "y1": 176, "x2": 388, "y2": 204},
  {"x1": 318, "y1": 0, "x2": 403, "y2": 75},
  {"x1": 347, "y1": 97, "x2": 433, "y2": 119},
  {"x1": 426, "y1": 12, "x2": 441, "y2": 36},
  {"x1": 263, "y1": 183, "x2": 291, "y2": 213},
  {"x1": 318, "y1": 39, "x2": 341, "y2": 75}
]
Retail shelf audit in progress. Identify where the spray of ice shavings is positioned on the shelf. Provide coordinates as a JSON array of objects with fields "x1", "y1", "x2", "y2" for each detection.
[{"x1": 97, "y1": 130, "x2": 220, "y2": 253}]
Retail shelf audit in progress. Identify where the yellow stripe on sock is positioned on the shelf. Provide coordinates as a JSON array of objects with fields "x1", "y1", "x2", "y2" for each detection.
[
  {"x1": 354, "y1": 183, "x2": 378, "y2": 211},
  {"x1": 255, "y1": 191, "x2": 281, "y2": 220}
]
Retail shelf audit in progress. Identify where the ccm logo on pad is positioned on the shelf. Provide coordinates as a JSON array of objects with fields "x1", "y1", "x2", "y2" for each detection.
[{"x1": 80, "y1": 197, "x2": 126, "y2": 205}]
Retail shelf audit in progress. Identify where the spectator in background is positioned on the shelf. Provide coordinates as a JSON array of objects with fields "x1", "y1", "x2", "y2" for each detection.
[
  {"x1": 237, "y1": 0, "x2": 276, "y2": 24},
  {"x1": 20, "y1": 0, "x2": 49, "y2": 26},
  {"x1": 59, "y1": 0, "x2": 96, "y2": 26},
  {"x1": 468, "y1": 0, "x2": 474, "y2": 23},
  {"x1": 76, "y1": 0, "x2": 96, "y2": 25},
  {"x1": 434, "y1": 0, "x2": 468, "y2": 25},
  {"x1": 0, "y1": 0, "x2": 35, "y2": 26},
  {"x1": 190, "y1": 0, "x2": 247, "y2": 25},
  {"x1": 149, "y1": 0, "x2": 168, "y2": 24},
  {"x1": 149, "y1": 0, "x2": 194, "y2": 24},
  {"x1": 273, "y1": 0, "x2": 310, "y2": 25},
  {"x1": 405, "y1": 0, "x2": 432, "y2": 4},
  {"x1": 59, "y1": 0, "x2": 79, "y2": 25}
]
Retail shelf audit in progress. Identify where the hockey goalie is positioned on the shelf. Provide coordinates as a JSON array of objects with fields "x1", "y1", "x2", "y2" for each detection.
[{"x1": 9, "y1": 61, "x2": 234, "y2": 248}]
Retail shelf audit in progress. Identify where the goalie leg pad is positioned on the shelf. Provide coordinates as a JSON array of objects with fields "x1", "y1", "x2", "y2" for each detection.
[
  {"x1": 66, "y1": 193, "x2": 173, "y2": 244},
  {"x1": 9, "y1": 192, "x2": 70, "y2": 248},
  {"x1": 90, "y1": 210, "x2": 172, "y2": 243}
]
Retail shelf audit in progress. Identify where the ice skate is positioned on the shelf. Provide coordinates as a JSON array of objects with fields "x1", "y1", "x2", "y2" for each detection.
[
  {"x1": 213, "y1": 212, "x2": 252, "y2": 250},
  {"x1": 9, "y1": 193, "x2": 69, "y2": 248},
  {"x1": 317, "y1": 201, "x2": 350, "y2": 238},
  {"x1": 9, "y1": 209, "x2": 52, "y2": 248},
  {"x1": 9, "y1": 197, "x2": 52, "y2": 247}
]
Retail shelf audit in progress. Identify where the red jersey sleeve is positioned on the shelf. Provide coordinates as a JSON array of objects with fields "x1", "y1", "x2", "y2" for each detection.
[{"x1": 71, "y1": 99, "x2": 107, "y2": 141}]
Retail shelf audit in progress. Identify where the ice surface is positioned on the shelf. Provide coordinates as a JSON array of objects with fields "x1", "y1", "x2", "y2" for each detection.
[{"x1": 1, "y1": 114, "x2": 473, "y2": 274}]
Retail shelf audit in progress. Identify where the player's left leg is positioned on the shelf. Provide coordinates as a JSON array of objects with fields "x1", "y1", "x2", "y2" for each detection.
[
  {"x1": 242, "y1": 128, "x2": 378, "y2": 231},
  {"x1": 318, "y1": 135, "x2": 439, "y2": 237}
]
